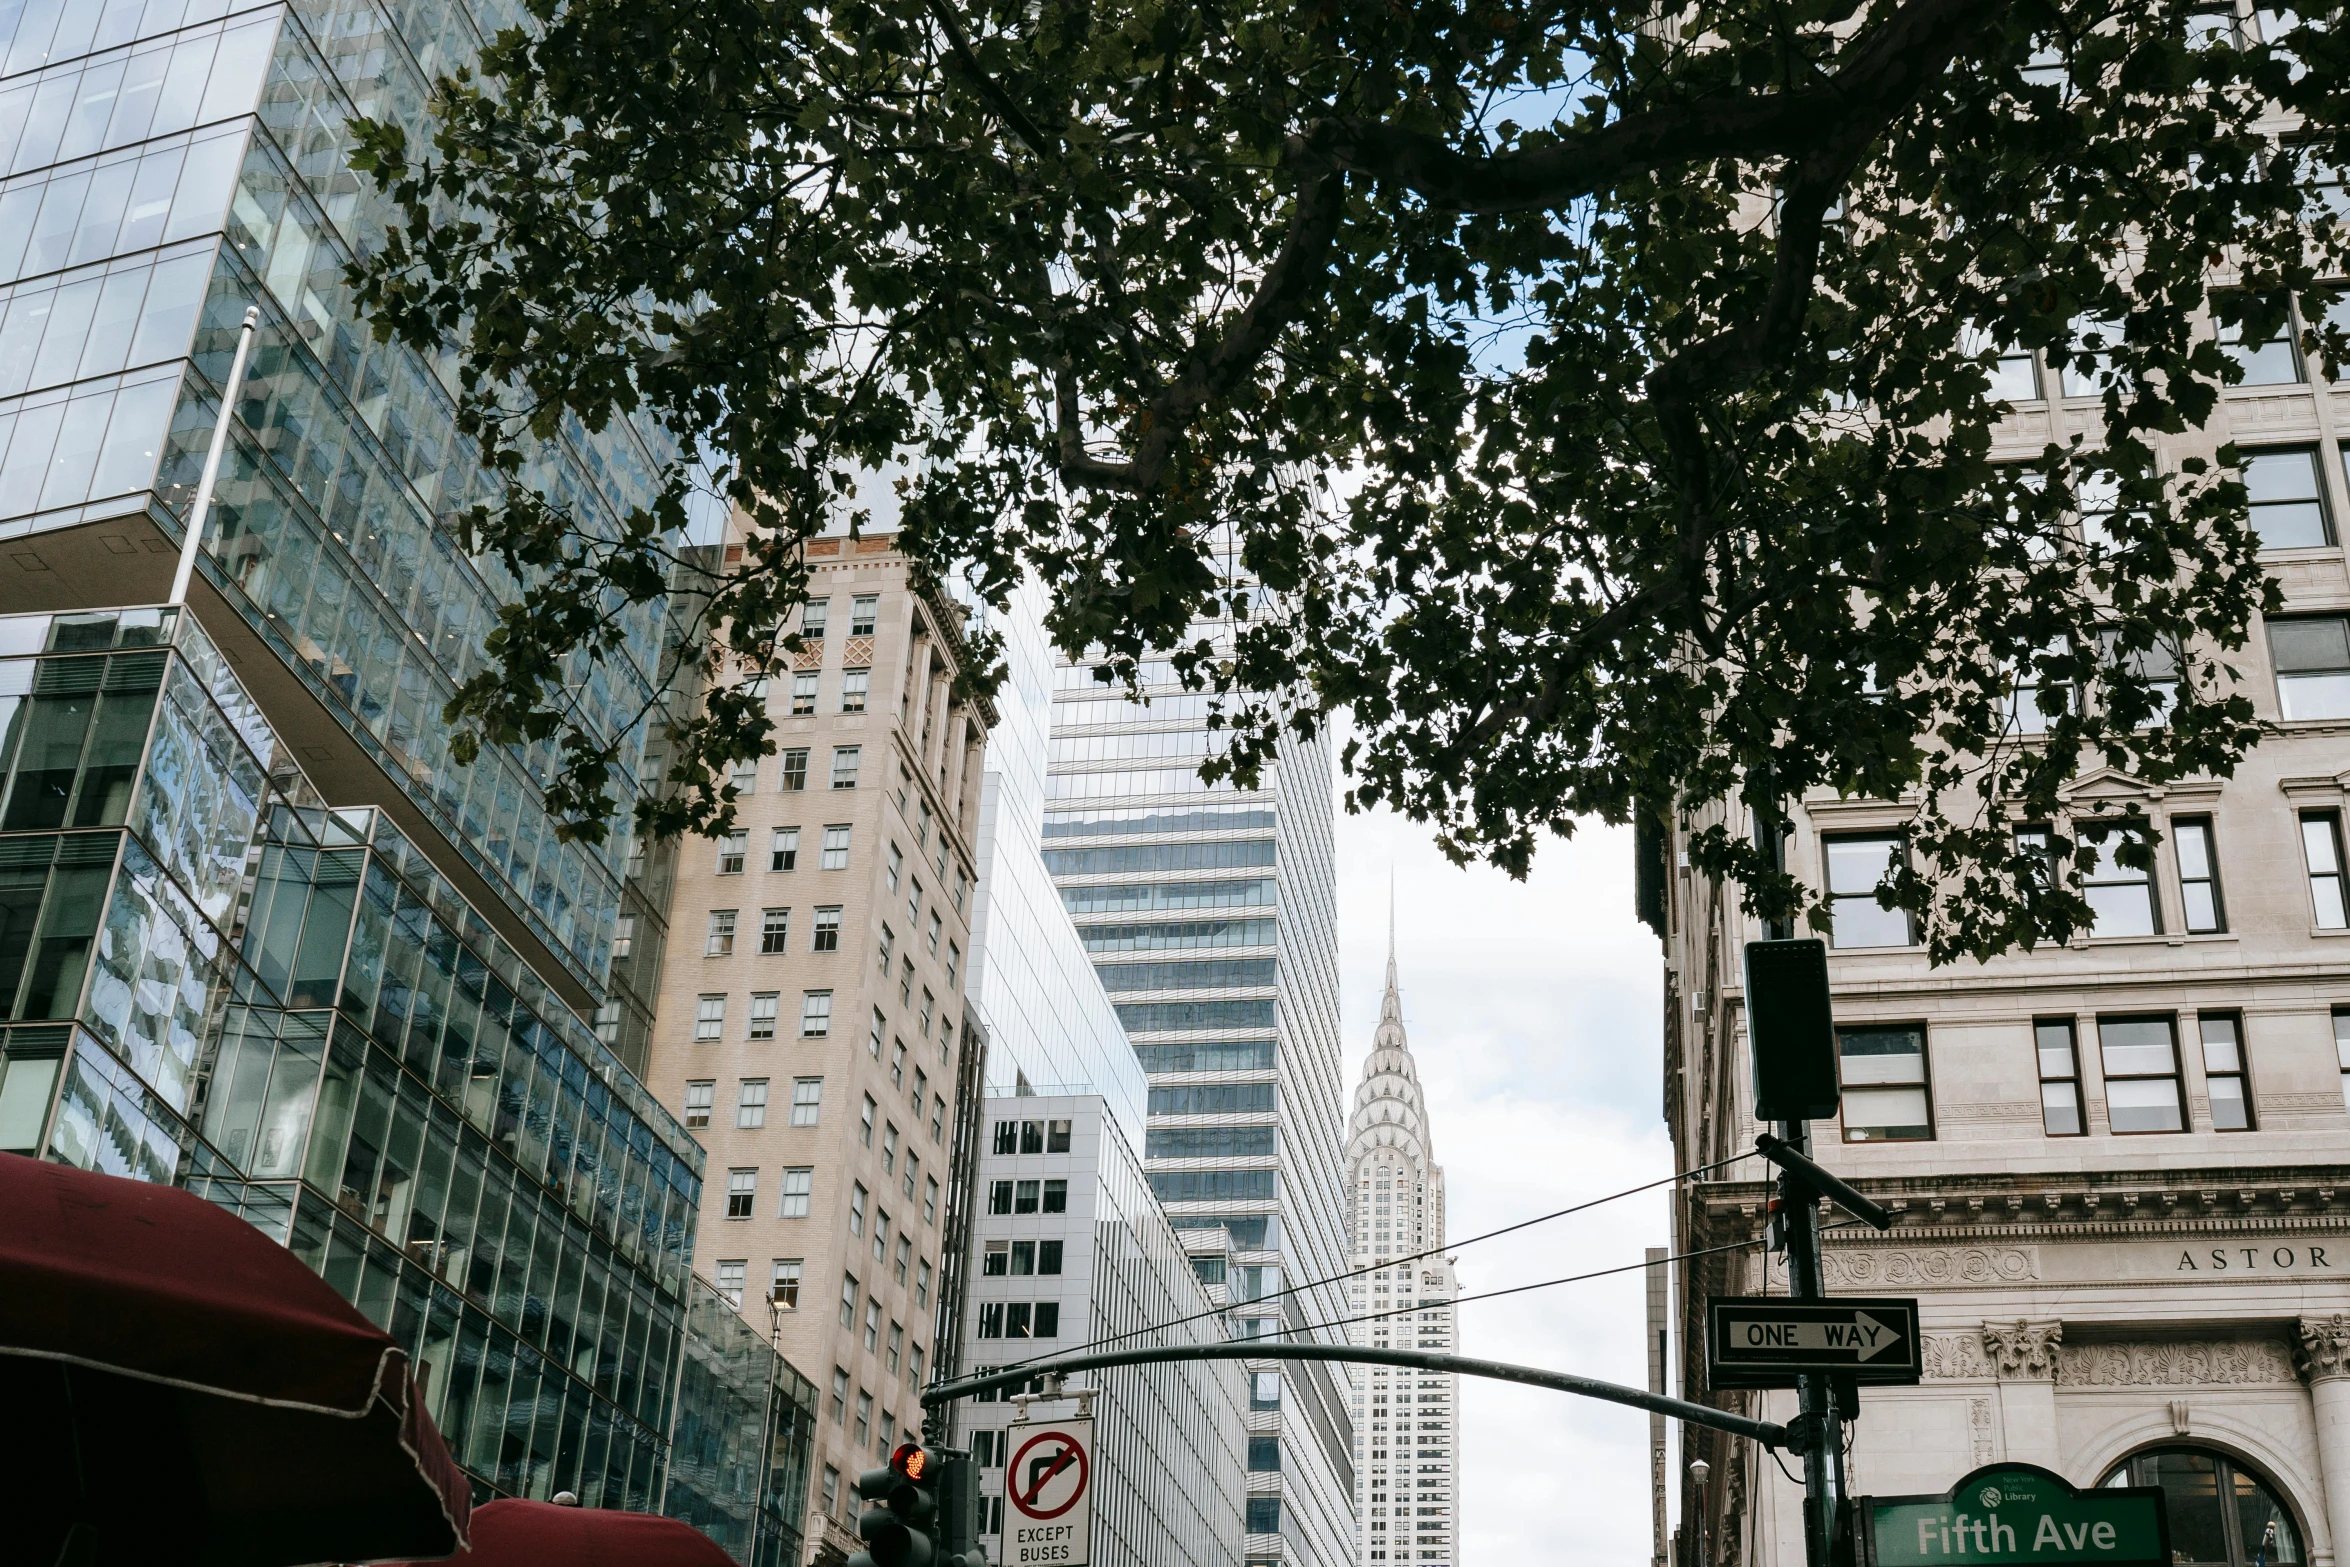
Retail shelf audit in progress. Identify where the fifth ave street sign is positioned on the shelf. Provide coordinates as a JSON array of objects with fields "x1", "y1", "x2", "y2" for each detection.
[{"x1": 1705, "y1": 1296, "x2": 1922, "y2": 1388}]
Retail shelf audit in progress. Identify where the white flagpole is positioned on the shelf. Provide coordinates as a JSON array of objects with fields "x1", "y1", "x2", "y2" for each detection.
[{"x1": 168, "y1": 305, "x2": 262, "y2": 607}]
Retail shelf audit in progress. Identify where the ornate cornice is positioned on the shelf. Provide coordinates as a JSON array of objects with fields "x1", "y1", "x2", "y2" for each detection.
[{"x1": 1981, "y1": 1319, "x2": 2064, "y2": 1379}]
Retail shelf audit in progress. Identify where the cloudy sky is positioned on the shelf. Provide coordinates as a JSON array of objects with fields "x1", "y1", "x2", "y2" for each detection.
[{"x1": 1331, "y1": 800, "x2": 1672, "y2": 1561}]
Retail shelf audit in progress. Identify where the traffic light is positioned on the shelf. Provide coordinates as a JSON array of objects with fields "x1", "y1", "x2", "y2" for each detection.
[
  {"x1": 1744, "y1": 939, "x2": 1839, "y2": 1123},
  {"x1": 850, "y1": 1443, "x2": 940, "y2": 1567},
  {"x1": 937, "y1": 1448, "x2": 988, "y2": 1567}
]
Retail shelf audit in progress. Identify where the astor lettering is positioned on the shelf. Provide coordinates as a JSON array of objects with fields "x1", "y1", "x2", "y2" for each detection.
[{"x1": 2177, "y1": 1246, "x2": 2332, "y2": 1272}]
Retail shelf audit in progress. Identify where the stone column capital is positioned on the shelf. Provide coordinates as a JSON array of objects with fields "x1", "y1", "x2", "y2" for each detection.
[
  {"x1": 2298, "y1": 1315, "x2": 2350, "y2": 1384},
  {"x1": 1981, "y1": 1319, "x2": 2065, "y2": 1379}
]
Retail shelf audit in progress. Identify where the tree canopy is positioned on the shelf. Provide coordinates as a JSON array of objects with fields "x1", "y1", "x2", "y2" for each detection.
[{"x1": 348, "y1": 0, "x2": 2350, "y2": 962}]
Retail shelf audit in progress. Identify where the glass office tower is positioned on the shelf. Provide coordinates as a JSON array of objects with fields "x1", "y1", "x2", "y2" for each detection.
[
  {"x1": 0, "y1": 0, "x2": 816, "y2": 1554},
  {"x1": 1042, "y1": 625, "x2": 1354, "y2": 1567}
]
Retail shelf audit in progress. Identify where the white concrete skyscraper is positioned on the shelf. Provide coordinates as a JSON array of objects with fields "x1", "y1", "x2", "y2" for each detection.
[{"x1": 1343, "y1": 935, "x2": 1458, "y2": 1567}]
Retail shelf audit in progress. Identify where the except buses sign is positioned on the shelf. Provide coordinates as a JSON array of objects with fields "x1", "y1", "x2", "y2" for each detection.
[
  {"x1": 1005, "y1": 1418, "x2": 1094, "y2": 1567},
  {"x1": 1859, "y1": 1464, "x2": 2169, "y2": 1567}
]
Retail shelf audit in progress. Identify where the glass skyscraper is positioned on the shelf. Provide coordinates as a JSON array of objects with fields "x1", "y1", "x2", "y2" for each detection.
[
  {"x1": 0, "y1": 0, "x2": 815, "y2": 1554},
  {"x1": 1042, "y1": 628, "x2": 1354, "y2": 1567}
]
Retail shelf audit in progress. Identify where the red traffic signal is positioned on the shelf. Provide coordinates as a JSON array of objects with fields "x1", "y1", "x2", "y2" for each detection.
[{"x1": 894, "y1": 1443, "x2": 932, "y2": 1484}]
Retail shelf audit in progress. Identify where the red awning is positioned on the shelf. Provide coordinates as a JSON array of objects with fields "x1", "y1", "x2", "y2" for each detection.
[
  {"x1": 0, "y1": 1150, "x2": 471, "y2": 1565},
  {"x1": 391, "y1": 1498, "x2": 740, "y2": 1567}
]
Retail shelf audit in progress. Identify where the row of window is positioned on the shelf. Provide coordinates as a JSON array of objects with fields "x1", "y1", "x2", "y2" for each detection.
[
  {"x1": 972, "y1": 1300, "x2": 1062, "y2": 1339},
  {"x1": 981, "y1": 1238, "x2": 1065, "y2": 1275},
  {"x1": 985, "y1": 1178, "x2": 1070, "y2": 1214},
  {"x1": 716, "y1": 745, "x2": 861, "y2": 795},
  {"x1": 796, "y1": 596, "x2": 882, "y2": 639},
  {"x1": 992, "y1": 1117, "x2": 1073, "y2": 1155},
  {"x1": 1061, "y1": 876, "x2": 1276, "y2": 915},
  {"x1": 781, "y1": 667, "x2": 872, "y2": 716},
  {"x1": 1831, "y1": 1008, "x2": 2350, "y2": 1142},
  {"x1": 1823, "y1": 809, "x2": 2350, "y2": 948}
]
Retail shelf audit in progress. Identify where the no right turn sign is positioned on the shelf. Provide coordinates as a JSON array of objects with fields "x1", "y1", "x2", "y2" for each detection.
[{"x1": 1005, "y1": 1419, "x2": 1093, "y2": 1567}]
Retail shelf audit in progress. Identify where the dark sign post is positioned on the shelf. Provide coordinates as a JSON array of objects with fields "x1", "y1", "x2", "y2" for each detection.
[
  {"x1": 1857, "y1": 1464, "x2": 2170, "y2": 1567},
  {"x1": 1706, "y1": 1297, "x2": 1922, "y2": 1389}
]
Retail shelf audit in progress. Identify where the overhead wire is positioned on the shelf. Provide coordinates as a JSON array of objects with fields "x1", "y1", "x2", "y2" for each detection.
[{"x1": 966, "y1": 1148, "x2": 1766, "y2": 1378}]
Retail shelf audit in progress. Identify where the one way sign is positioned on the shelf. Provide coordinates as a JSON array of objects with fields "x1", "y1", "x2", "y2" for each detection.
[{"x1": 1706, "y1": 1296, "x2": 1922, "y2": 1389}]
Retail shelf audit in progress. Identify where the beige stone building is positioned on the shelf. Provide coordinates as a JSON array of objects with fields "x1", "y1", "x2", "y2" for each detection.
[
  {"x1": 644, "y1": 529, "x2": 994, "y2": 1556},
  {"x1": 1654, "y1": 53, "x2": 2350, "y2": 1564}
]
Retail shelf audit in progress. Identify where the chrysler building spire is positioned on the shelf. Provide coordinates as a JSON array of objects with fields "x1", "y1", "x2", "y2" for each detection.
[{"x1": 1345, "y1": 909, "x2": 1459, "y2": 1567}]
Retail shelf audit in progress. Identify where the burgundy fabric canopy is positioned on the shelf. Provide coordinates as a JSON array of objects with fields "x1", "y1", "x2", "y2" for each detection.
[
  {"x1": 0, "y1": 1150, "x2": 471, "y2": 1565},
  {"x1": 392, "y1": 1498, "x2": 739, "y2": 1567}
]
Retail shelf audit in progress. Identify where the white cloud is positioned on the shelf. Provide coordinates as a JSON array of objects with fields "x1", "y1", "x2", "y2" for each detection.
[{"x1": 1336, "y1": 804, "x2": 1671, "y2": 1563}]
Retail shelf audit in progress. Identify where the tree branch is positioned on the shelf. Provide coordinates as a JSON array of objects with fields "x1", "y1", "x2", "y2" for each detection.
[{"x1": 1312, "y1": 0, "x2": 2004, "y2": 213}]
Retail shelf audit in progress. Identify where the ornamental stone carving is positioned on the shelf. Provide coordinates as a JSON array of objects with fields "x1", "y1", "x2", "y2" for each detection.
[
  {"x1": 2296, "y1": 1315, "x2": 2350, "y2": 1383},
  {"x1": 1981, "y1": 1319, "x2": 2064, "y2": 1378},
  {"x1": 1825, "y1": 1247, "x2": 2041, "y2": 1289},
  {"x1": 2056, "y1": 1340, "x2": 2297, "y2": 1387},
  {"x1": 1922, "y1": 1333, "x2": 1997, "y2": 1380}
]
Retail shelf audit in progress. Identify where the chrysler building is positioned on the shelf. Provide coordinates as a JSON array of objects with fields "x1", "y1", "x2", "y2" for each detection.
[{"x1": 1345, "y1": 932, "x2": 1460, "y2": 1567}]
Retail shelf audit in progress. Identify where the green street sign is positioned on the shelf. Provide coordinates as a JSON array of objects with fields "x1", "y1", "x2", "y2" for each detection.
[{"x1": 1858, "y1": 1464, "x2": 2169, "y2": 1567}]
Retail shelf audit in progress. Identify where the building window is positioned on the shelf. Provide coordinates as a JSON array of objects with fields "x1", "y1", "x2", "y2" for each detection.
[
  {"x1": 861, "y1": 1094, "x2": 878, "y2": 1147},
  {"x1": 822, "y1": 1464, "x2": 840, "y2": 1516},
  {"x1": 695, "y1": 995, "x2": 727, "y2": 1042},
  {"x1": 2336, "y1": 1009, "x2": 2350, "y2": 1113},
  {"x1": 781, "y1": 749, "x2": 810, "y2": 791},
  {"x1": 852, "y1": 594, "x2": 880, "y2": 636},
  {"x1": 908, "y1": 1344, "x2": 924, "y2": 1386},
  {"x1": 927, "y1": 911, "x2": 942, "y2": 955},
  {"x1": 1836, "y1": 1025, "x2": 1932, "y2": 1142},
  {"x1": 716, "y1": 831, "x2": 747, "y2": 874},
  {"x1": 738, "y1": 1079, "x2": 769, "y2": 1129},
  {"x1": 918, "y1": 991, "x2": 933, "y2": 1038},
  {"x1": 978, "y1": 1303, "x2": 1005, "y2": 1338},
  {"x1": 2098, "y1": 1449, "x2": 2301, "y2": 1567},
  {"x1": 1003, "y1": 1303, "x2": 1033, "y2": 1339},
  {"x1": 916, "y1": 1259, "x2": 932, "y2": 1309},
  {"x1": 803, "y1": 599, "x2": 831, "y2": 639},
  {"x1": 2216, "y1": 297, "x2": 2304, "y2": 386},
  {"x1": 2098, "y1": 1015, "x2": 2186, "y2": 1133},
  {"x1": 2305, "y1": 812, "x2": 2348, "y2": 928},
  {"x1": 1039, "y1": 1240, "x2": 1064, "y2": 1274},
  {"x1": 841, "y1": 669, "x2": 870, "y2": 713},
  {"x1": 790, "y1": 1078, "x2": 823, "y2": 1126},
  {"x1": 1251, "y1": 1372, "x2": 1281, "y2": 1410},
  {"x1": 832, "y1": 746, "x2": 862, "y2": 789},
  {"x1": 2243, "y1": 448, "x2": 2333, "y2": 549},
  {"x1": 988, "y1": 1180, "x2": 1013, "y2": 1215},
  {"x1": 726, "y1": 1170, "x2": 757, "y2": 1219},
  {"x1": 2035, "y1": 1020, "x2": 2084, "y2": 1136},
  {"x1": 771, "y1": 827, "x2": 800, "y2": 870},
  {"x1": 882, "y1": 1122, "x2": 899, "y2": 1172},
  {"x1": 715, "y1": 1260, "x2": 746, "y2": 1308},
  {"x1": 792, "y1": 672, "x2": 820, "y2": 715},
  {"x1": 801, "y1": 991, "x2": 833, "y2": 1035},
  {"x1": 864, "y1": 1300, "x2": 881, "y2": 1351},
  {"x1": 772, "y1": 1259, "x2": 803, "y2": 1308},
  {"x1": 983, "y1": 1240, "x2": 1009, "y2": 1276},
  {"x1": 730, "y1": 759, "x2": 758, "y2": 795},
  {"x1": 877, "y1": 923, "x2": 895, "y2": 974},
  {"x1": 1246, "y1": 1498, "x2": 1283, "y2": 1534},
  {"x1": 1824, "y1": 834, "x2": 1913, "y2": 948},
  {"x1": 903, "y1": 1152, "x2": 920, "y2": 1202},
  {"x1": 2199, "y1": 1013, "x2": 2253, "y2": 1131},
  {"x1": 886, "y1": 843, "x2": 903, "y2": 893},
  {"x1": 1042, "y1": 1179, "x2": 1068, "y2": 1213},
  {"x1": 2173, "y1": 818, "x2": 2225, "y2": 933},
  {"x1": 854, "y1": 1391, "x2": 871, "y2": 1447},
  {"x1": 745, "y1": 991, "x2": 779, "y2": 1040},
  {"x1": 1033, "y1": 1303, "x2": 1060, "y2": 1337},
  {"x1": 706, "y1": 910, "x2": 738, "y2": 956},
  {"x1": 850, "y1": 1183, "x2": 867, "y2": 1236},
  {"x1": 841, "y1": 1276, "x2": 860, "y2": 1328},
  {"x1": 781, "y1": 1166, "x2": 813, "y2": 1217},
  {"x1": 2272, "y1": 615, "x2": 2350, "y2": 720},
  {"x1": 684, "y1": 1080, "x2": 714, "y2": 1128},
  {"x1": 822, "y1": 825, "x2": 852, "y2": 869},
  {"x1": 813, "y1": 906, "x2": 842, "y2": 951},
  {"x1": 946, "y1": 941, "x2": 961, "y2": 989},
  {"x1": 886, "y1": 1321, "x2": 903, "y2": 1375},
  {"x1": 993, "y1": 1120, "x2": 1016, "y2": 1155},
  {"x1": 756, "y1": 908, "x2": 789, "y2": 954},
  {"x1": 924, "y1": 1176, "x2": 939, "y2": 1225},
  {"x1": 893, "y1": 1236, "x2": 910, "y2": 1284},
  {"x1": 1047, "y1": 1119, "x2": 1072, "y2": 1153},
  {"x1": 931, "y1": 1096, "x2": 946, "y2": 1141},
  {"x1": 2081, "y1": 826, "x2": 2161, "y2": 937},
  {"x1": 830, "y1": 1369, "x2": 848, "y2": 1425}
]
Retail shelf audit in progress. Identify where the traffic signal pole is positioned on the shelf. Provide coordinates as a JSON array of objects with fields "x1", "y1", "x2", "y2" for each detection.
[{"x1": 1775, "y1": 1117, "x2": 1850, "y2": 1567}]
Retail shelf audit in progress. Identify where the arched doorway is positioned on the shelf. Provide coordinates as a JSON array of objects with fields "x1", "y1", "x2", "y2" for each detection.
[{"x1": 2100, "y1": 1447, "x2": 2303, "y2": 1567}]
